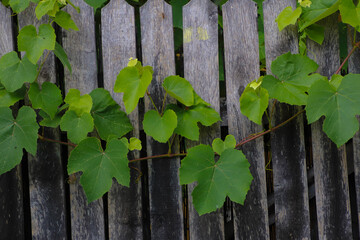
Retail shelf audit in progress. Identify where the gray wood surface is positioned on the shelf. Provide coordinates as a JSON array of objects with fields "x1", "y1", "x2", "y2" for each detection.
[
  {"x1": 222, "y1": 0, "x2": 269, "y2": 239},
  {"x1": 140, "y1": 0, "x2": 184, "y2": 239},
  {"x1": 183, "y1": 0, "x2": 224, "y2": 239},
  {"x1": 348, "y1": 28, "x2": 360, "y2": 236},
  {"x1": 18, "y1": 4, "x2": 67, "y2": 239},
  {"x1": 101, "y1": 1, "x2": 143, "y2": 239},
  {"x1": 0, "y1": 5, "x2": 25, "y2": 240},
  {"x1": 63, "y1": 0, "x2": 105, "y2": 239},
  {"x1": 263, "y1": 0, "x2": 311, "y2": 239},
  {"x1": 307, "y1": 15, "x2": 353, "y2": 239}
]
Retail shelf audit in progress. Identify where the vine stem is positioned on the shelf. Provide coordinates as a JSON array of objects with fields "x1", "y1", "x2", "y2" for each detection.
[
  {"x1": 146, "y1": 90, "x2": 160, "y2": 114},
  {"x1": 38, "y1": 134, "x2": 77, "y2": 147},
  {"x1": 335, "y1": 41, "x2": 360, "y2": 75},
  {"x1": 35, "y1": 50, "x2": 51, "y2": 82},
  {"x1": 129, "y1": 152, "x2": 187, "y2": 163}
]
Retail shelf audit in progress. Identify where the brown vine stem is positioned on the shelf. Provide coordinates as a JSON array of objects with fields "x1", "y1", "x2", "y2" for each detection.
[
  {"x1": 38, "y1": 134, "x2": 77, "y2": 147},
  {"x1": 335, "y1": 41, "x2": 360, "y2": 75},
  {"x1": 129, "y1": 152, "x2": 187, "y2": 163}
]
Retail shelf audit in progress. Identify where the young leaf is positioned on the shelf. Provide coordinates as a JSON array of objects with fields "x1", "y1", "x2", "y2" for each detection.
[
  {"x1": 68, "y1": 137, "x2": 129, "y2": 202},
  {"x1": 275, "y1": 6, "x2": 302, "y2": 31},
  {"x1": 60, "y1": 110, "x2": 94, "y2": 144},
  {"x1": 114, "y1": 64, "x2": 153, "y2": 114},
  {"x1": 180, "y1": 145, "x2": 252, "y2": 215},
  {"x1": 339, "y1": 0, "x2": 360, "y2": 30},
  {"x1": 53, "y1": 10, "x2": 79, "y2": 31},
  {"x1": 90, "y1": 88, "x2": 133, "y2": 140},
  {"x1": 54, "y1": 42, "x2": 72, "y2": 74},
  {"x1": 0, "y1": 106, "x2": 39, "y2": 174},
  {"x1": 306, "y1": 74, "x2": 360, "y2": 147},
  {"x1": 143, "y1": 109, "x2": 177, "y2": 143},
  {"x1": 17, "y1": 24, "x2": 56, "y2": 64},
  {"x1": 9, "y1": 0, "x2": 30, "y2": 13},
  {"x1": 129, "y1": 137, "x2": 142, "y2": 151},
  {"x1": 28, "y1": 82, "x2": 62, "y2": 119},
  {"x1": 64, "y1": 89, "x2": 92, "y2": 116},
  {"x1": 163, "y1": 75, "x2": 194, "y2": 106},
  {"x1": 0, "y1": 51, "x2": 37, "y2": 92},
  {"x1": 0, "y1": 84, "x2": 26, "y2": 107},
  {"x1": 212, "y1": 135, "x2": 236, "y2": 155},
  {"x1": 35, "y1": 0, "x2": 56, "y2": 20}
]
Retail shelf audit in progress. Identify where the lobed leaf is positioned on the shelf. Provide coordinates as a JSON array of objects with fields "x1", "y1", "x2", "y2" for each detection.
[
  {"x1": 54, "y1": 42, "x2": 72, "y2": 74},
  {"x1": 143, "y1": 109, "x2": 177, "y2": 143},
  {"x1": 276, "y1": 6, "x2": 302, "y2": 31},
  {"x1": 53, "y1": 10, "x2": 79, "y2": 31},
  {"x1": 60, "y1": 110, "x2": 94, "y2": 144},
  {"x1": 64, "y1": 89, "x2": 92, "y2": 116},
  {"x1": 163, "y1": 75, "x2": 194, "y2": 106},
  {"x1": 212, "y1": 135, "x2": 236, "y2": 155}
]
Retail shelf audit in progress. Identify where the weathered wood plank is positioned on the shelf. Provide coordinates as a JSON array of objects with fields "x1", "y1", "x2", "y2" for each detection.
[
  {"x1": 18, "y1": 5, "x2": 68, "y2": 240},
  {"x1": 183, "y1": 0, "x2": 224, "y2": 239},
  {"x1": 101, "y1": 1, "x2": 143, "y2": 239},
  {"x1": 62, "y1": 1, "x2": 105, "y2": 239},
  {"x1": 263, "y1": 0, "x2": 311, "y2": 239},
  {"x1": 0, "y1": 5, "x2": 25, "y2": 240},
  {"x1": 348, "y1": 28, "x2": 360, "y2": 236},
  {"x1": 307, "y1": 15, "x2": 353, "y2": 239},
  {"x1": 140, "y1": 0, "x2": 184, "y2": 239},
  {"x1": 222, "y1": 0, "x2": 269, "y2": 239}
]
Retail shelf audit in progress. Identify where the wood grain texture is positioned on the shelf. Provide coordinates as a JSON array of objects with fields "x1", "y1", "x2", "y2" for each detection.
[
  {"x1": 101, "y1": 1, "x2": 143, "y2": 239},
  {"x1": 140, "y1": 0, "x2": 184, "y2": 239},
  {"x1": 222, "y1": 0, "x2": 269, "y2": 239},
  {"x1": 348, "y1": 28, "x2": 360, "y2": 236},
  {"x1": 63, "y1": 0, "x2": 105, "y2": 239},
  {"x1": 183, "y1": 0, "x2": 224, "y2": 239},
  {"x1": 263, "y1": 0, "x2": 311, "y2": 239},
  {"x1": 307, "y1": 16, "x2": 353, "y2": 239},
  {"x1": 18, "y1": 5, "x2": 67, "y2": 240},
  {"x1": 0, "y1": 5, "x2": 25, "y2": 240}
]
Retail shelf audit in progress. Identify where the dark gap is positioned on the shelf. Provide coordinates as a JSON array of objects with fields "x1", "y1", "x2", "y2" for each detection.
[
  {"x1": 255, "y1": 0, "x2": 266, "y2": 76},
  {"x1": 21, "y1": 151, "x2": 32, "y2": 239},
  {"x1": 134, "y1": 6, "x2": 143, "y2": 63},
  {"x1": 338, "y1": 21, "x2": 348, "y2": 75},
  {"x1": 10, "y1": 10, "x2": 19, "y2": 54},
  {"x1": 218, "y1": 6, "x2": 226, "y2": 99},
  {"x1": 102, "y1": 193, "x2": 109, "y2": 240},
  {"x1": 95, "y1": 8, "x2": 104, "y2": 88},
  {"x1": 54, "y1": 24, "x2": 72, "y2": 240}
]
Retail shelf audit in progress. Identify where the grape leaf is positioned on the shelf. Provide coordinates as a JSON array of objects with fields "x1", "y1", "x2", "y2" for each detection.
[
  {"x1": 54, "y1": 42, "x2": 72, "y2": 74},
  {"x1": 89, "y1": 88, "x2": 133, "y2": 140},
  {"x1": 143, "y1": 109, "x2": 177, "y2": 143},
  {"x1": 28, "y1": 82, "x2": 62, "y2": 119},
  {"x1": 0, "y1": 106, "x2": 39, "y2": 174},
  {"x1": 179, "y1": 145, "x2": 252, "y2": 215},
  {"x1": 9, "y1": 0, "x2": 30, "y2": 13},
  {"x1": 64, "y1": 89, "x2": 93, "y2": 116},
  {"x1": 114, "y1": 63, "x2": 153, "y2": 114},
  {"x1": 304, "y1": 24, "x2": 325, "y2": 45},
  {"x1": 60, "y1": 110, "x2": 94, "y2": 144},
  {"x1": 18, "y1": 24, "x2": 56, "y2": 64},
  {"x1": 53, "y1": 10, "x2": 79, "y2": 31},
  {"x1": 306, "y1": 74, "x2": 360, "y2": 146},
  {"x1": 163, "y1": 75, "x2": 194, "y2": 106},
  {"x1": 35, "y1": 0, "x2": 56, "y2": 20},
  {"x1": 339, "y1": 0, "x2": 360, "y2": 30},
  {"x1": 167, "y1": 103, "x2": 221, "y2": 141},
  {"x1": 212, "y1": 135, "x2": 236, "y2": 155},
  {"x1": 0, "y1": 51, "x2": 37, "y2": 92},
  {"x1": 240, "y1": 77, "x2": 269, "y2": 125},
  {"x1": 276, "y1": 6, "x2": 302, "y2": 31},
  {"x1": 83, "y1": 0, "x2": 106, "y2": 9},
  {"x1": 129, "y1": 137, "x2": 142, "y2": 151},
  {"x1": 68, "y1": 137, "x2": 129, "y2": 202},
  {"x1": 262, "y1": 53, "x2": 324, "y2": 105},
  {"x1": 39, "y1": 110, "x2": 61, "y2": 128},
  {"x1": 0, "y1": 84, "x2": 26, "y2": 107}
]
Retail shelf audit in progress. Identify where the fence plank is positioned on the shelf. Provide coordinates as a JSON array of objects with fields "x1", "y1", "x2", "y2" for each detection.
[
  {"x1": 263, "y1": 0, "x2": 311, "y2": 239},
  {"x1": 349, "y1": 29, "x2": 360, "y2": 235},
  {"x1": 183, "y1": 0, "x2": 224, "y2": 239},
  {"x1": 0, "y1": 6, "x2": 25, "y2": 240},
  {"x1": 140, "y1": 0, "x2": 184, "y2": 239},
  {"x1": 63, "y1": 1, "x2": 105, "y2": 239},
  {"x1": 18, "y1": 5, "x2": 68, "y2": 239},
  {"x1": 101, "y1": 1, "x2": 143, "y2": 239},
  {"x1": 307, "y1": 15, "x2": 353, "y2": 239},
  {"x1": 222, "y1": 0, "x2": 269, "y2": 239}
]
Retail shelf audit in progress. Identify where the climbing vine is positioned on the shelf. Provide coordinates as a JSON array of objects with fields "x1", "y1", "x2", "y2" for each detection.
[{"x1": 0, "y1": 0, "x2": 359, "y2": 215}]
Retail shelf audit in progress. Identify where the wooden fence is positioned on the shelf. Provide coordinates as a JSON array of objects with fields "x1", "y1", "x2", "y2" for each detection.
[{"x1": 0, "y1": 0, "x2": 359, "y2": 239}]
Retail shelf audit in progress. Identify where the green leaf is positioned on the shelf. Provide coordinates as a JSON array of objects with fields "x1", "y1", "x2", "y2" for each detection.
[
  {"x1": 276, "y1": 6, "x2": 302, "y2": 31},
  {"x1": 262, "y1": 53, "x2": 323, "y2": 105},
  {"x1": 300, "y1": 0, "x2": 340, "y2": 31},
  {"x1": 180, "y1": 145, "x2": 252, "y2": 215},
  {"x1": 0, "y1": 84, "x2": 26, "y2": 107},
  {"x1": 18, "y1": 24, "x2": 56, "y2": 64},
  {"x1": 53, "y1": 10, "x2": 79, "y2": 31},
  {"x1": 90, "y1": 88, "x2": 133, "y2": 140},
  {"x1": 64, "y1": 89, "x2": 93, "y2": 116},
  {"x1": 60, "y1": 110, "x2": 94, "y2": 144},
  {"x1": 163, "y1": 75, "x2": 194, "y2": 106},
  {"x1": 212, "y1": 135, "x2": 236, "y2": 155},
  {"x1": 35, "y1": 0, "x2": 56, "y2": 20},
  {"x1": 68, "y1": 137, "x2": 129, "y2": 202},
  {"x1": 143, "y1": 109, "x2": 177, "y2": 143},
  {"x1": 54, "y1": 42, "x2": 72, "y2": 74},
  {"x1": 329, "y1": 74, "x2": 343, "y2": 89},
  {"x1": 39, "y1": 110, "x2": 61, "y2": 127},
  {"x1": 114, "y1": 64, "x2": 153, "y2": 114},
  {"x1": 0, "y1": 51, "x2": 37, "y2": 92},
  {"x1": 0, "y1": 106, "x2": 39, "y2": 174},
  {"x1": 83, "y1": 0, "x2": 106, "y2": 9},
  {"x1": 339, "y1": 0, "x2": 360, "y2": 30},
  {"x1": 240, "y1": 78, "x2": 269, "y2": 125},
  {"x1": 306, "y1": 74, "x2": 360, "y2": 146},
  {"x1": 129, "y1": 137, "x2": 142, "y2": 151},
  {"x1": 28, "y1": 82, "x2": 62, "y2": 119},
  {"x1": 9, "y1": 0, "x2": 30, "y2": 13},
  {"x1": 304, "y1": 24, "x2": 325, "y2": 45}
]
